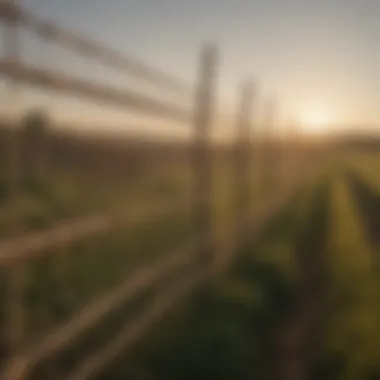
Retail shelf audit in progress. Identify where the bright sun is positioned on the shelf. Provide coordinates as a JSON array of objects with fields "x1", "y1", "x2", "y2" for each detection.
[{"x1": 299, "y1": 108, "x2": 334, "y2": 133}]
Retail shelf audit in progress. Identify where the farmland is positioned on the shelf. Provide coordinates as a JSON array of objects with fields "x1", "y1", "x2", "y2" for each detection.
[
  {"x1": 98, "y1": 146, "x2": 380, "y2": 380},
  {"x1": 0, "y1": 120, "x2": 318, "y2": 379},
  {"x1": 3, "y1": 115, "x2": 380, "y2": 380},
  {"x1": 1, "y1": 1, "x2": 380, "y2": 378},
  {"x1": 1, "y1": 115, "x2": 380, "y2": 380}
]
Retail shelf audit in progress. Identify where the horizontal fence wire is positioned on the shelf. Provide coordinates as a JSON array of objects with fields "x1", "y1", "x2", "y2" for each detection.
[
  {"x1": 1, "y1": 240, "x2": 203, "y2": 380},
  {"x1": 0, "y1": 60, "x2": 191, "y2": 122},
  {"x1": 1, "y1": 183, "x2": 300, "y2": 380},
  {"x1": 0, "y1": 2, "x2": 305, "y2": 380},
  {"x1": 0, "y1": 1, "x2": 192, "y2": 96},
  {"x1": 68, "y1": 270, "x2": 207, "y2": 380},
  {"x1": 0, "y1": 199, "x2": 187, "y2": 266}
]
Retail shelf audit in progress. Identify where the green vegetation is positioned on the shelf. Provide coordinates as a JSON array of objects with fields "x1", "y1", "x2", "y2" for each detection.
[
  {"x1": 0, "y1": 139, "x2": 276, "y2": 378},
  {"x1": 97, "y1": 174, "x2": 327, "y2": 380},
  {"x1": 94, "y1": 152, "x2": 380, "y2": 380},
  {"x1": 5, "y1": 134, "x2": 380, "y2": 380}
]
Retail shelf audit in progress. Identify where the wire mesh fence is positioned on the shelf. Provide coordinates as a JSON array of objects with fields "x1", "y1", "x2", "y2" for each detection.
[{"x1": 0, "y1": 1, "x2": 309, "y2": 379}]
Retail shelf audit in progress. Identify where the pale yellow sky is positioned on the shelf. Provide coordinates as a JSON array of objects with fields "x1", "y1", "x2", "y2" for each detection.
[{"x1": 1, "y1": 0, "x2": 380, "y2": 138}]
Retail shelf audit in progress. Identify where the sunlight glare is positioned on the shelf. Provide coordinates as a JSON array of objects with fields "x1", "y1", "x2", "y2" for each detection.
[{"x1": 299, "y1": 107, "x2": 334, "y2": 134}]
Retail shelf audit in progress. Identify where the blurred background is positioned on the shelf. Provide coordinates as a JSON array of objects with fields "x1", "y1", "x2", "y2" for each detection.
[{"x1": 0, "y1": 1, "x2": 380, "y2": 380}]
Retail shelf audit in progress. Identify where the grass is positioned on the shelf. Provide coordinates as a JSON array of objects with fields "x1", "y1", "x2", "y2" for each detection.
[
  {"x1": 1, "y1": 148, "x2": 296, "y2": 376},
  {"x1": 316, "y1": 163, "x2": 380, "y2": 380},
  {"x1": 90, "y1": 151, "x2": 380, "y2": 380},
  {"x1": 95, "y1": 170, "x2": 328, "y2": 380},
  {"x1": 0, "y1": 135, "x2": 325, "y2": 379}
]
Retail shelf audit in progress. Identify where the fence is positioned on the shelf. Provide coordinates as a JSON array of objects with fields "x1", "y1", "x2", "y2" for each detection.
[{"x1": 0, "y1": 1, "x2": 304, "y2": 379}]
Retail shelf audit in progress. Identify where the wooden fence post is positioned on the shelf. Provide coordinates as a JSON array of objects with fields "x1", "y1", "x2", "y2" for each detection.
[
  {"x1": 262, "y1": 96, "x2": 277, "y2": 202},
  {"x1": 2, "y1": 0, "x2": 21, "y2": 192},
  {"x1": 2, "y1": 0, "x2": 26, "y2": 363},
  {"x1": 234, "y1": 80, "x2": 255, "y2": 241},
  {"x1": 291, "y1": 121, "x2": 303, "y2": 185},
  {"x1": 193, "y1": 44, "x2": 218, "y2": 266}
]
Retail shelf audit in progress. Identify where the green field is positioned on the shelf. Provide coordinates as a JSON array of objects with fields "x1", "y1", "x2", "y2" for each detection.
[
  {"x1": 5, "y1": 134, "x2": 380, "y2": 380},
  {"x1": 92, "y1": 150, "x2": 380, "y2": 380},
  {"x1": 1, "y1": 134, "x2": 305, "y2": 380}
]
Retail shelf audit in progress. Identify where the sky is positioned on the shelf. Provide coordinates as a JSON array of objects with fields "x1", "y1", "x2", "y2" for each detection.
[{"x1": 1, "y1": 0, "x2": 380, "y2": 136}]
